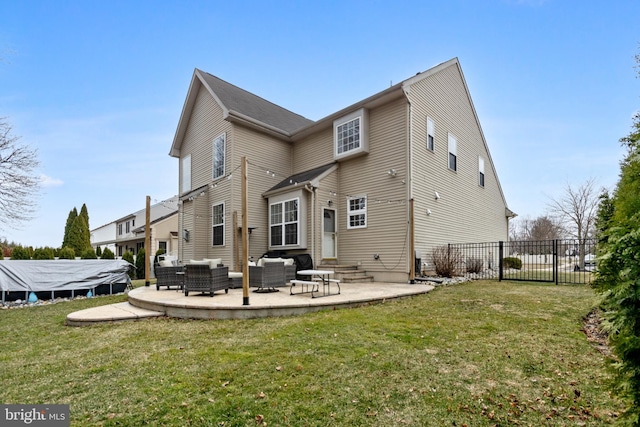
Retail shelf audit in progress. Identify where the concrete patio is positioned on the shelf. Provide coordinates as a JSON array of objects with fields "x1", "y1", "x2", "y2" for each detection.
[{"x1": 66, "y1": 281, "x2": 435, "y2": 326}]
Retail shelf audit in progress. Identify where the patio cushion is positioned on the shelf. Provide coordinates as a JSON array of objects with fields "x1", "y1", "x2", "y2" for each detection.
[{"x1": 203, "y1": 258, "x2": 223, "y2": 269}]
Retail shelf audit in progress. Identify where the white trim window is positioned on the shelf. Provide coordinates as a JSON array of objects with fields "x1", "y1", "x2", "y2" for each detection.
[
  {"x1": 448, "y1": 133, "x2": 457, "y2": 172},
  {"x1": 270, "y1": 198, "x2": 299, "y2": 246},
  {"x1": 427, "y1": 117, "x2": 435, "y2": 151},
  {"x1": 347, "y1": 195, "x2": 367, "y2": 229},
  {"x1": 333, "y1": 108, "x2": 369, "y2": 160},
  {"x1": 212, "y1": 202, "x2": 225, "y2": 246},
  {"x1": 212, "y1": 133, "x2": 226, "y2": 180},
  {"x1": 478, "y1": 156, "x2": 485, "y2": 187},
  {"x1": 181, "y1": 154, "x2": 192, "y2": 193}
]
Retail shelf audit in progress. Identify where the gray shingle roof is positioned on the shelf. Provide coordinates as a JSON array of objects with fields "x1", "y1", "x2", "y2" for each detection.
[
  {"x1": 198, "y1": 70, "x2": 314, "y2": 135},
  {"x1": 267, "y1": 163, "x2": 336, "y2": 192}
]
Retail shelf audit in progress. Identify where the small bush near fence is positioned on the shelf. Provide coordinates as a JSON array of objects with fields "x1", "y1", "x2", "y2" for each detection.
[
  {"x1": 466, "y1": 257, "x2": 484, "y2": 274},
  {"x1": 430, "y1": 245, "x2": 464, "y2": 277},
  {"x1": 503, "y1": 257, "x2": 522, "y2": 270}
]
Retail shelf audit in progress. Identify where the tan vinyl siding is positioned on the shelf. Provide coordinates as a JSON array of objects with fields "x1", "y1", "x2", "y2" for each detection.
[
  {"x1": 335, "y1": 98, "x2": 409, "y2": 276},
  {"x1": 232, "y1": 126, "x2": 293, "y2": 261},
  {"x1": 407, "y1": 62, "x2": 508, "y2": 262},
  {"x1": 178, "y1": 85, "x2": 232, "y2": 263},
  {"x1": 292, "y1": 128, "x2": 333, "y2": 174}
]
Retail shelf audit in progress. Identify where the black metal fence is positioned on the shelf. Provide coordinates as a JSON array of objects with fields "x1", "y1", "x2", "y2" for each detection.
[{"x1": 423, "y1": 239, "x2": 596, "y2": 285}]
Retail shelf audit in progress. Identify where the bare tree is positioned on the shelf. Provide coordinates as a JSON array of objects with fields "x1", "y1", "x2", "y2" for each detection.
[
  {"x1": 529, "y1": 215, "x2": 564, "y2": 241},
  {"x1": 547, "y1": 178, "x2": 600, "y2": 268},
  {"x1": 0, "y1": 118, "x2": 40, "y2": 230}
]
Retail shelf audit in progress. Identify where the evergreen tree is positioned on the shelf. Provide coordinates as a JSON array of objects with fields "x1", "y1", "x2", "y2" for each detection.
[
  {"x1": 10, "y1": 245, "x2": 30, "y2": 259},
  {"x1": 32, "y1": 247, "x2": 55, "y2": 260},
  {"x1": 100, "y1": 247, "x2": 115, "y2": 260},
  {"x1": 593, "y1": 81, "x2": 640, "y2": 424},
  {"x1": 95, "y1": 246, "x2": 102, "y2": 257},
  {"x1": 62, "y1": 208, "x2": 78, "y2": 249},
  {"x1": 68, "y1": 214, "x2": 91, "y2": 255},
  {"x1": 58, "y1": 247, "x2": 76, "y2": 259},
  {"x1": 79, "y1": 204, "x2": 91, "y2": 248},
  {"x1": 135, "y1": 248, "x2": 146, "y2": 280},
  {"x1": 122, "y1": 251, "x2": 135, "y2": 279},
  {"x1": 81, "y1": 248, "x2": 97, "y2": 259}
]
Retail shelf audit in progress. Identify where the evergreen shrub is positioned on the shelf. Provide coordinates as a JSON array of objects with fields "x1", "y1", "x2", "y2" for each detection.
[
  {"x1": 503, "y1": 257, "x2": 522, "y2": 270},
  {"x1": 58, "y1": 247, "x2": 76, "y2": 260}
]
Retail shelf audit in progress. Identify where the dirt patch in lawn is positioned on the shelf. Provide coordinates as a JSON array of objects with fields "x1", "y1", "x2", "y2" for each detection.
[{"x1": 582, "y1": 309, "x2": 612, "y2": 357}]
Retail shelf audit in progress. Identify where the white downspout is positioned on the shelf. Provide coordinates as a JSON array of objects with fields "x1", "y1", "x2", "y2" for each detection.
[{"x1": 304, "y1": 184, "x2": 316, "y2": 267}]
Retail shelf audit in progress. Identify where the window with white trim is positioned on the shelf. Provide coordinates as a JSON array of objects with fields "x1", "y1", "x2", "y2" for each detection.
[
  {"x1": 333, "y1": 108, "x2": 369, "y2": 160},
  {"x1": 427, "y1": 117, "x2": 435, "y2": 151},
  {"x1": 212, "y1": 202, "x2": 225, "y2": 246},
  {"x1": 478, "y1": 156, "x2": 485, "y2": 187},
  {"x1": 181, "y1": 154, "x2": 192, "y2": 193},
  {"x1": 347, "y1": 195, "x2": 367, "y2": 229},
  {"x1": 212, "y1": 133, "x2": 225, "y2": 180},
  {"x1": 270, "y1": 198, "x2": 299, "y2": 246},
  {"x1": 448, "y1": 133, "x2": 457, "y2": 171}
]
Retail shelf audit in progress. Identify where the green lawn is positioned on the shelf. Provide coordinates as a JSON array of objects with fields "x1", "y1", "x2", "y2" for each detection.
[{"x1": 0, "y1": 280, "x2": 622, "y2": 426}]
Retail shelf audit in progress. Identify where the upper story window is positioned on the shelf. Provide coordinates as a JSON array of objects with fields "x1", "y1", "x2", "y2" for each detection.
[
  {"x1": 427, "y1": 117, "x2": 435, "y2": 151},
  {"x1": 212, "y1": 202, "x2": 225, "y2": 246},
  {"x1": 213, "y1": 133, "x2": 226, "y2": 180},
  {"x1": 347, "y1": 195, "x2": 367, "y2": 229},
  {"x1": 181, "y1": 154, "x2": 192, "y2": 193},
  {"x1": 334, "y1": 108, "x2": 369, "y2": 161},
  {"x1": 448, "y1": 133, "x2": 457, "y2": 172},
  {"x1": 118, "y1": 223, "x2": 123, "y2": 235},
  {"x1": 270, "y1": 198, "x2": 299, "y2": 247},
  {"x1": 126, "y1": 221, "x2": 131, "y2": 233},
  {"x1": 478, "y1": 156, "x2": 485, "y2": 187}
]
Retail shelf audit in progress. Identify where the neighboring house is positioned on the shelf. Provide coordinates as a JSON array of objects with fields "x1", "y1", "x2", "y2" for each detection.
[
  {"x1": 90, "y1": 196, "x2": 179, "y2": 259},
  {"x1": 169, "y1": 58, "x2": 514, "y2": 282},
  {"x1": 90, "y1": 221, "x2": 116, "y2": 255}
]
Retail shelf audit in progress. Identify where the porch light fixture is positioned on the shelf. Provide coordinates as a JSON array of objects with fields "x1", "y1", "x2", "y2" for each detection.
[{"x1": 327, "y1": 200, "x2": 333, "y2": 207}]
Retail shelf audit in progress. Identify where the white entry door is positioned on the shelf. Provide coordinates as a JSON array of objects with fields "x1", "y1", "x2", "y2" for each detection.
[{"x1": 322, "y1": 208, "x2": 337, "y2": 259}]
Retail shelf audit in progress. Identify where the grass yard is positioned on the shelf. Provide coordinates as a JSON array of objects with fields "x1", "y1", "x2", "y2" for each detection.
[{"x1": 0, "y1": 280, "x2": 623, "y2": 426}]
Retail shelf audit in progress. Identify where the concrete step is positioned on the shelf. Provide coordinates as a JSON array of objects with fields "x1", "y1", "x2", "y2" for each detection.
[{"x1": 66, "y1": 301, "x2": 164, "y2": 326}]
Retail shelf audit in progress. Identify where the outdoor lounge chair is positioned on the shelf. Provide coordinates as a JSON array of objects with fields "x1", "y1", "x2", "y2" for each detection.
[
  {"x1": 249, "y1": 261, "x2": 288, "y2": 292},
  {"x1": 155, "y1": 265, "x2": 184, "y2": 291},
  {"x1": 184, "y1": 264, "x2": 229, "y2": 297}
]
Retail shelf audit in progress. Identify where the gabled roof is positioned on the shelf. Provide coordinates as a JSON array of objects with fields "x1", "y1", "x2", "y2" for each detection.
[
  {"x1": 170, "y1": 70, "x2": 313, "y2": 157},
  {"x1": 198, "y1": 71, "x2": 313, "y2": 134},
  {"x1": 264, "y1": 163, "x2": 338, "y2": 196}
]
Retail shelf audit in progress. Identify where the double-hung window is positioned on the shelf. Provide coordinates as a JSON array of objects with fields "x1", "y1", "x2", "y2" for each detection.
[
  {"x1": 347, "y1": 195, "x2": 367, "y2": 229},
  {"x1": 478, "y1": 156, "x2": 485, "y2": 187},
  {"x1": 427, "y1": 117, "x2": 435, "y2": 151},
  {"x1": 448, "y1": 133, "x2": 457, "y2": 171},
  {"x1": 212, "y1": 133, "x2": 225, "y2": 180},
  {"x1": 212, "y1": 202, "x2": 225, "y2": 246},
  {"x1": 270, "y1": 198, "x2": 299, "y2": 246}
]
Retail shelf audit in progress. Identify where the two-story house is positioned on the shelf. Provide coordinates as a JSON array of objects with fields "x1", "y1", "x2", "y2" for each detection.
[
  {"x1": 169, "y1": 58, "x2": 513, "y2": 282},
  {"x1": 91, "y1": 196, "x2": 180, "y2": 259}
]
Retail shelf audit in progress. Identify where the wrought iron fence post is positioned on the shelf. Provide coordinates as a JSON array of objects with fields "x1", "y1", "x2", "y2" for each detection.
[
  {"x1": 554, "y1": 239, "x2": 558, "y2": 285},
  {"x1": 499, "y1": 241, "x2": 504, "y2": 281}
]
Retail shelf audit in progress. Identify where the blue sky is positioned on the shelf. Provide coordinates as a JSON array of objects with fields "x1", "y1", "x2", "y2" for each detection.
[{"x1": 0, "y1": 0, "x2": 638, "y2": 248}]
